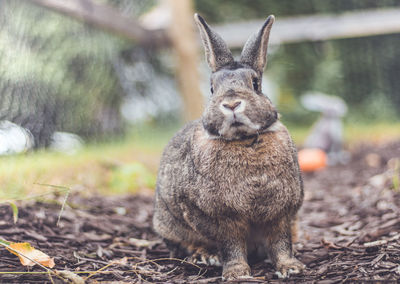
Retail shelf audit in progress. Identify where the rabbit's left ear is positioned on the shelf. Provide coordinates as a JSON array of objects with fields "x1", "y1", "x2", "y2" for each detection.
[
  {"x1": 240, "y1": 15, "x2": 275, "y2": 74},
  {"x1": 194, "y1": 13, "x2": 234, "y2": 72}
]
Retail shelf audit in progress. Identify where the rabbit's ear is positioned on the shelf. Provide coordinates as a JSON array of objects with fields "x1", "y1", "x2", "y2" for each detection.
[
  {"x1": 194, "y1": 14, "x2": 234, "y2": 72},
  {"x1": 240, "y1": 15, "x2": 275, "y2": 74}
]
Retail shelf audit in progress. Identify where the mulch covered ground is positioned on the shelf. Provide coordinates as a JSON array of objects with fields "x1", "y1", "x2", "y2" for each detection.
[{"x1": 1, "y1": 140, "x2": 400, "y2": 283}]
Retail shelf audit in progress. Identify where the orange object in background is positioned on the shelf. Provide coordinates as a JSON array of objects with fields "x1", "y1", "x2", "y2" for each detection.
[{"x1": 298, "y1": 148, "x2": 327, "y2": 172}]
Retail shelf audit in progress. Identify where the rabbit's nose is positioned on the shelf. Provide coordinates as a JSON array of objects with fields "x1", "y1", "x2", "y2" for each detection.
[{"x1": 222, "y1": 101, "x2": 242, "y2": 111}]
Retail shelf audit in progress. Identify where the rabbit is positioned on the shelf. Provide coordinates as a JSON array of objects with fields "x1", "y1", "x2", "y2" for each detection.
[{"x1": 153, "y1": 14, "x2": 305, "y2": 280}]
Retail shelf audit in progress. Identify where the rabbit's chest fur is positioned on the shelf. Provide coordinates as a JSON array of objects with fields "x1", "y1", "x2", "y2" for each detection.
[{"x1": 186, "y1": 121, "x2": 302, "y2": 222}]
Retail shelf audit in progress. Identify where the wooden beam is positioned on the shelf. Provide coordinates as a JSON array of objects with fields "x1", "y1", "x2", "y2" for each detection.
[
  {"x1": 26, "y1": 1, "x2": 400, "y2": 49},
  {"x1": 214, "y1": 8, "x2": 400, "y2": 47},
  {"x1": 27, "y1": 0, "x2": 170, "y2": 48}
]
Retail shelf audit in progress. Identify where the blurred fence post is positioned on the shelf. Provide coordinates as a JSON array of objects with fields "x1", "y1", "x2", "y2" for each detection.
[{"x1": 167, "y1": 0, "x2": 204, "y2": 121}]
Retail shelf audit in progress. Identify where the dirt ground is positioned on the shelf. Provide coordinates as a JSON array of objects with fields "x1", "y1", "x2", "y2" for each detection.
[{"x1": 1, "y1": 140, "x2": 400, "y2": 283}]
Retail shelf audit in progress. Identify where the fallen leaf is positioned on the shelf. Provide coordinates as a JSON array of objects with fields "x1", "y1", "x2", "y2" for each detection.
[
  {"x1": 128, "y1": 237, "x2": 161, "y2": 248},
  {"x1": 56, "y1": 270, "x2": 85, "y2": 284},
  {"x1": 7, "y1": 242, "x2": 55, "y2": 268},
  {"x1": 112, "y1": 256, "x2": 128, "y2": 266},
  {"x1": 321, "y1": 238, "x2": 341, "y2": 250},
  {"x1": 83, "y1": 231, "x2": 111, "y2": 241}
]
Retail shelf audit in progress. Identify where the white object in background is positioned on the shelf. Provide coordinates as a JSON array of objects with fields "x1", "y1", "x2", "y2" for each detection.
[
  {"x1": 139, "y1": 0, "x2": 171, "y2": 30},
  {"x1": 301, "y1": 92, "x2": 349, "y2": 165},
  {"x1": 0, "y1": 120, "x2": 34, "y2": 155},
  {"x1": 301, "y1": 92, "x2": 347, "y2": 117},
  {"x1": 49, "y1": 132, "x2": 83, "y2": 154}
]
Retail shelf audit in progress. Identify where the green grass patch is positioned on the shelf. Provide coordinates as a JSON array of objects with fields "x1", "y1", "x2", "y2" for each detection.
[
  {"x1": 286, "y1": 121, "x2": 400, "y2": 146},
  {"x1": 344, "y1": 121, "x2": 400, "y2": 144},
  {"x1": 0, "y1": 124, "x2": 179, "y2": 200}
]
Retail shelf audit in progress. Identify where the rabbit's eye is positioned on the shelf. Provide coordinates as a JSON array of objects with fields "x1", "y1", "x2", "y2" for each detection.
[
  {"x1": 252, "y1": 78, "x2": 259, "y2": 91},
  {"x1": 210, "y1": 86, "x2": 214, "y2": 94}
]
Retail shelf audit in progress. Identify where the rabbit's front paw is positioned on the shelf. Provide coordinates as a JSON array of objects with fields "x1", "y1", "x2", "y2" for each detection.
[
  {"x1": 188, "y1": 247, "x2": 221, "y2": 266},
  {"x1": 222, "y1": 260, "x2": 251, "y2": 281},
  {"x1": 275, "y1": 258, "x2": 305, "y2": 278}
]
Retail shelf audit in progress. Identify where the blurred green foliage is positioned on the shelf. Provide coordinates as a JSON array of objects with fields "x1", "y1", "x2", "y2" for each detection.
[
  {"x1": 195, "y1": 0, "x2": 400, "y2": 124},
  {"x1": 109, "y1": 162, "x2": 156, "y2": 194}
]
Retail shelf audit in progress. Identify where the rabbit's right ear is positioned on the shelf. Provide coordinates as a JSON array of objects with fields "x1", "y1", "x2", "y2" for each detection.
[
  {"x1": 194, "y1": 14, "x2": 234, "y2": 72},
  {"x1": 240, "y1": 15, "x2": 275, "y2": 74}
]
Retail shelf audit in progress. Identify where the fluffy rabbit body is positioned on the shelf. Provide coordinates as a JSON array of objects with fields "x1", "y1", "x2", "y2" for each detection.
[{"x1": 153, "y1": 14, "x2": 304, "y2": 280}]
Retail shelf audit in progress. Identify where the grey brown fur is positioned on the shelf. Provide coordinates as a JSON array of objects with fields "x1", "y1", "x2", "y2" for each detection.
[{"x1": 153, "y1": 14, "x2": 304, "y2": 280}]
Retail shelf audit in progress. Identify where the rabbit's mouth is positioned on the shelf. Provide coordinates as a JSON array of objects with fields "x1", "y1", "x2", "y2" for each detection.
[
  {"x1": 210, "y1": 116, "x2": 261, "y2": 140},
  {"x1": 231, "y1": 121, "x2": 244, "y2": 127}
]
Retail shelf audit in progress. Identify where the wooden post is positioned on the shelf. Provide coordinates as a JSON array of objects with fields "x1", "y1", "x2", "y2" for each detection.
[{"x1": 167, "y1": 0, "x2": 204, "y2": 121}]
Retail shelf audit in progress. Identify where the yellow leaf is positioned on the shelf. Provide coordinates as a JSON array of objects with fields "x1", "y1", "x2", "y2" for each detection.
[{"x1": 7, "y1": 242, "x2": 55, "y2": 268}]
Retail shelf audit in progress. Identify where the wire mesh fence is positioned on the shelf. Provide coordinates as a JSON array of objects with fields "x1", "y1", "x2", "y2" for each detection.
[
  {"x1": 0, "y1": 0, "x2": 121, "y2": 148},
  {"x1": 0, "y1": 0, "x2": 178, "y2": 150}
]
